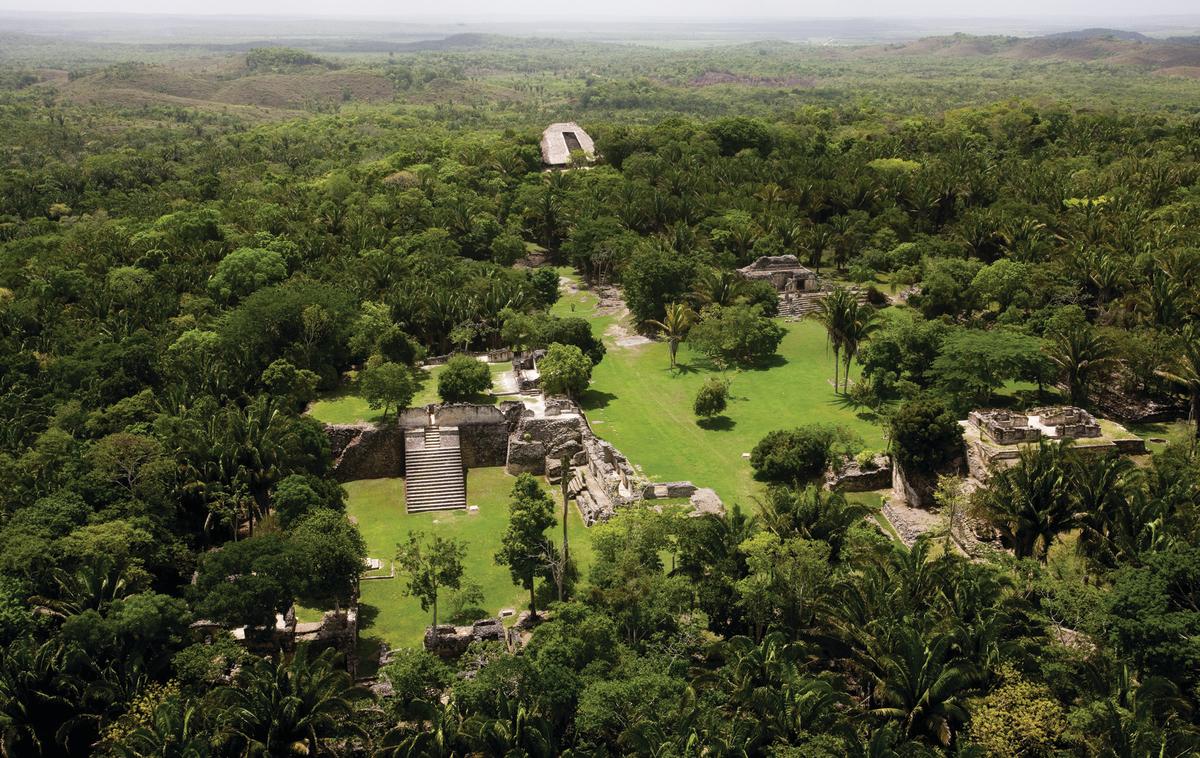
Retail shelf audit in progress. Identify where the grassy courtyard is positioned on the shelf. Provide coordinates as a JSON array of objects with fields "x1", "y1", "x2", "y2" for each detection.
[
  {"x1": 308, "y1": 361, "x2": 511, "y2": 425},
  {"x1": 348, "y1": 467, "x2": 593, "y2": 650},
  {"x1": 554, "y1": 278, "x2": 887, "y2": 509}
]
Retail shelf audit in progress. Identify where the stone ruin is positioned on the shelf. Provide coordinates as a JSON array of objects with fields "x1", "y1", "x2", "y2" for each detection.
[
  {"x1": 1028, "y1": 406, "x2": 1103, "y2": 440},
  {"x1": 967, "y1": 409, "x2": 1042, "y2": 446},
  {"x1": 423, "y1": 617, "x2": 507, "y2": 658},
  {"x1": 511, "y1": 349, "x2": 545, "y2": 392},
  {"x1": 968, "y1": 406, "x2": 1102, "y2": 446},
  {"x1": 737, "y1": 254, "x2": 819, "y2": 293},
  {"x1": 325, "y1": 395, "x2": 719, "y2": 526}
]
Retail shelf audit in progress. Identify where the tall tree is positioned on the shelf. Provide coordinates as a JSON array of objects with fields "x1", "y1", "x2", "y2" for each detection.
[
  {"x1": 645, "y1": 302, "x2": 695, "y2": 369},
  {"x1": 812, "y1": 287, "x2": 855, "y2": 392},
  {"x1": 395, "y1": 532, "x2": 466, "y2": 631},
  {"x1": 496, "y1": 474, "x2": 556, "y2": 618}
]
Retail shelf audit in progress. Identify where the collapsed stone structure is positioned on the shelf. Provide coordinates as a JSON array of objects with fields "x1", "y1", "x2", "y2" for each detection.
[
  {"x1": 737, "y1": 255, "x2": 819, "y2": 292},
  {"x1": 968, "y1": 406, "x2": 1101, "y2": 446},
  {"x1": 423, "y1": 618, "x2": 507, "y2": 658},
  {"x1": 325, "y1": 397, "x2": 717, "y2": 525}
]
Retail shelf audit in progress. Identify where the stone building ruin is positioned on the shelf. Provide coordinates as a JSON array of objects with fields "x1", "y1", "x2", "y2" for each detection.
[
  {"x1": 968, "y1": 406, "x2": 1102, "y2": 445},
  {"x1": 324, "y1": 396, "x2": 718, "y2": 524},
  {"x1": 736, "y1": 255, "x2": 819, "y2": 293},
  {"x1": 541, "y1": 122, "x2": 595, "y2": 167}
]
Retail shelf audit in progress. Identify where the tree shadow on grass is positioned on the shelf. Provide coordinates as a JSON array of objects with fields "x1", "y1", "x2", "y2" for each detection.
[
  {"x1": 697, "y1": 415, "x2": 736, "y2": 431},
  {"x1": 670, "y1": 361, "x2": 705, "y2": 376},
  {"x1": 356, "y1": 602, "x2": 381, "y2": 631},
  {"x1": 742, "y1": 353, "x2": 789, "y2": 372},
  {"x1": 579, "y1": 388, "x2": 617, "y2": 410}
]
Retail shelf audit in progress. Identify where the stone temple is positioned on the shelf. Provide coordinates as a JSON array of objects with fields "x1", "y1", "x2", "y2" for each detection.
[
  {"x1": 737, "y1": 255, "x2": 819, "y2": 293},
  {"x1": 541, "y1": 122, "x2": 595, "y2": 167}
]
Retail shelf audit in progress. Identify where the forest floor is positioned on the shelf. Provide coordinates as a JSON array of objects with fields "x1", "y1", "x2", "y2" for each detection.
[{"x1": 346, "y1": 467, "x2": 593, "y2": 651}]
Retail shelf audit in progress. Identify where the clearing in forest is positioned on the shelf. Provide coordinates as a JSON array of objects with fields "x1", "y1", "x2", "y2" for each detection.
[{"x1": 553, "y1": 275, "x2": 887, "y2": 509}]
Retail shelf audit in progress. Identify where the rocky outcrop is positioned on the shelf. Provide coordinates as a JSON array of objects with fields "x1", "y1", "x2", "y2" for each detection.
[{"x1": 327, "y1": 423, "x2": 405, "y2": 481}]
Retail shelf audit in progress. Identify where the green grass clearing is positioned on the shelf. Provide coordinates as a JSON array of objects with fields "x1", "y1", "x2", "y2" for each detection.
[
  {"x1": 579, "y1": 322, "x2": 886, "y2": 510},
  {"x1": 346, "y1": 467, "x2": 593, "y2": 650},
  {"x1": 308, "y1": 361, "x2": 512, "y2": 425}
]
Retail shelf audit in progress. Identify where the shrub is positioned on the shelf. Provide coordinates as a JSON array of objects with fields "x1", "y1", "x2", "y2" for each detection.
[
  {"x1": 687, "y1": 304, "x2": 784, "y2": 367},
  {"x1": 438, "y1": 355, "x2": 491, "y2": 402},
  {"x1": 889, "y1": 396, "x2": 963, "y2": 474},
  {"x1": 750, "y1": 425, "x2": 861, "y2": 484},
  {"x1": 539, "y1": 343, "x2": 593, "y2": 399},
  {"x1": 693, "y1": 377, "x2": 729, "y2": 419}
]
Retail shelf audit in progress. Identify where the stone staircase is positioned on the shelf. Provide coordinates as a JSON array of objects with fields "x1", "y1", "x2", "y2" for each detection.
[
  {"x1": 404, "y1": 426, "x2": 466, "y2": 513},
  {"x1": 778, "y1": 288, "x2": 869, "y2": 319}
]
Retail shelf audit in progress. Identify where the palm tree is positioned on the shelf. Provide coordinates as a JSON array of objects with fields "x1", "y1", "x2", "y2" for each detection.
[
  {"x1": 840, "y1": 299, "x2": 881, "y2": 393},
  {"x1": 977, "y1": 440, "x2": 1075, "y2": 562},
  {"x1": 645, "y1": 302, "x2": 696, "y2": 369},
  {"x1": 216, "y1": 646, "x2": 370, "y2": 757},
  {"x1": 812, "y1": 287, "x2": 855, "y2": 392},
  {"x1": 379, "y1": 700, "x2": 471, "y2": 758},
  {"x1": 1157, "y1": 323, "x2": 1200, "y2": 440},
  {"x1": 1072, "y1": 453, "x2": 1139, "y2": 571},
  {"x1": 868, "y1": 628, "x2": 974, "y2": 747},
  {"x1": 692, "y1": 268, "x2": 748, "y2": 308},
  {"x1": 1046, "y1": 322, "x2": 1116, "y2": 407},
  {"x1": 33, "y1": 557, "x2": 132, "y2": 619},
  {"x1": 758, "y1": 485, "x2": 875, "y2": 562},
  {"x1": 111, "y1": 698, "x2": 212, "y2": 758},
  {"x1": 0, "y1": 640, "x2": 81, "y2": 758}
]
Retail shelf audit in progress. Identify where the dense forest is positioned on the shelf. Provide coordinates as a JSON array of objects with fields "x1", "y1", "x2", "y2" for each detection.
[{"x1": 1, "y1": 24, "x2": 1199, "y2": 757}]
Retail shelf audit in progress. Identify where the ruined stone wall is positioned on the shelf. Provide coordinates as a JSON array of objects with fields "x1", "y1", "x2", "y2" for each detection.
[
  {"x1": 825, "y1": 455, "x2": 893, "y2": 492},
  {"x1": 327, "y1": 423, "x2": 405, "y2": 481},
  {"x1": 506, "y1": 414, "x2": 585, "y2": 474}
]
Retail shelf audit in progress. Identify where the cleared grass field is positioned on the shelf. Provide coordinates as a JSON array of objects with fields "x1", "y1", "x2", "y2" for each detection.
[
  {"x1": 308, "y1": 361, "x2": 511, "y2": 425},
  {"x1": 554, "y1": 275, "x2": 887, "y2": 509},
  {"x1": 347, "y1": 467, "x2": 593, "y2": 650}
]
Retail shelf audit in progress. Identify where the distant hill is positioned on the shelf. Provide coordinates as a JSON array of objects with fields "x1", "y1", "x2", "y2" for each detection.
[
  {"x1": 877, "y1": 32, "x2": 1200, "y2": 73},
  {"x1": 1042, "y1": 28, "x2": 1151, "y2": 42}
]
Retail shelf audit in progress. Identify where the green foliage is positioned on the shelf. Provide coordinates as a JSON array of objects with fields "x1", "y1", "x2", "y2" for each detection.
[
  {"x1": 358, "y1": 361, "x2": 417, "y2": 420},
  {"x1": 693, "y1": 377, "x2": 729, "y2": 419},
  {"x1": 968, "y1": 664, "x2": 1068, "y2": 756},
  {"x1": 538, "y1": 342, "x2": 593, "y2": 399},
  {"x1": 889, "y1": 396, "x2": 963, "y2": 475},
  {"x1": 750, "y1": 425, "x2": 860, "y2": 484},
  {"x1": 688, "y1": 303, "x2": 785, "y2": 366},
  {"x1": 395, "y1": 531, "x2": 467, "y2": 629},
  {"x1": 289, "y1": 509, "x2": 367, "y2": 604},
  {"x1": 437, "y1": 354, "x2": 492, "y2": 402},
  {"x1": 496, "y1": 474, "x2": 556, "y2": 615},
  {"x1": 622, "y1": 245, "x2": 696, "y2": 324},
  {"x1": 381, "y1": 648, "x2": 452, "y2": 715},
  {"x1": 208, "y1": 247, "x2": 288, "y2": 303}
]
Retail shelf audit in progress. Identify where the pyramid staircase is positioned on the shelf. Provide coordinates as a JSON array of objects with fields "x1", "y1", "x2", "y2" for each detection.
[
  {"x1": 404, "y1": 426, "x2": 466, "y2": 513},
  {"x1": 778, "y1": 287, "x2": 869, "y2": 319}
]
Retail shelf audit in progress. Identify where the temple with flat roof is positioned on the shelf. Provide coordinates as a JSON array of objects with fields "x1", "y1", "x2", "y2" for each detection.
[{"x1": 541, "y1": 122, "x2": 595, "y2": 166}]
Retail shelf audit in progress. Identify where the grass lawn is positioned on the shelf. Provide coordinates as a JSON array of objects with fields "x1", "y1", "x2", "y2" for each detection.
[
  {"x1": 308, "y1": 362, "x2": 511, "y2": 425},
  {"x1": 580, "y1": 323, "x2": 887, "y2": 510},
  {"x1": 552, "y1": 272, "x2": 887, "y2": 510},
  {"x1": 347, "y1": 467, "x2": 593, "y2": 651}
]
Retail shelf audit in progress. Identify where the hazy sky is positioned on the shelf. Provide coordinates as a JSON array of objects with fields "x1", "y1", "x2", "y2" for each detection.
[{"x1": 1, "y1": 0, "x2": 1198, "y2": 18}]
